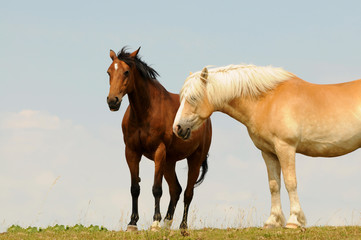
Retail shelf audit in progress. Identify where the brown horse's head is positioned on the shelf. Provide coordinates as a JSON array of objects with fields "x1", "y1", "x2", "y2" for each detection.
[{"x1": 106, "y1": 48, "x2": 140, "y2": 111}]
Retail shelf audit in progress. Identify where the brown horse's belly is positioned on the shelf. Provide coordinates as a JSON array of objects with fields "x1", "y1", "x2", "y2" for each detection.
[{"x1": 140, "y1": 134, "x2": 202, "y2": 161}]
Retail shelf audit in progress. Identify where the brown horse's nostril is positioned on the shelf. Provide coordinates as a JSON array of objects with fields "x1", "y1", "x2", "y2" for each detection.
[{"x1": 107, "y1": 96, "x2": 121, "y2": 111}]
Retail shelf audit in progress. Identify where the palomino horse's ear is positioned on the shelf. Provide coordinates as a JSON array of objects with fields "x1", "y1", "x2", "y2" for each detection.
[
  {"x1": 130, "y1": 47, "x2": 141, "y2": 58},
  {"x1": 200, "y1": 67, "x2": 208, "y2": 84},
  {"x1": 110, "y1": 50, "x2": 116, "y2": 60},
  {"x1": 189, "y1": 72, "x2": 193, "y2": 75}
]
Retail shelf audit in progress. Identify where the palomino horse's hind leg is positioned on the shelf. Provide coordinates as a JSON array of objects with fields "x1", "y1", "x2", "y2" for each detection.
[
  {"x1": 275, "y1": 143, "x2": 306, "y2": 228},
  {"x1": 151, "y1": 143, "x2": 167, "y2": 231},
  {"x1": 125, "y1": 147, "x2": 142, "y2": 231},
  {"x1": 262, "y1": 151, "x2": 286, "y2": 228},
  {"x1": 163, "y1": 160, "x2": 182, "y2": 229}
]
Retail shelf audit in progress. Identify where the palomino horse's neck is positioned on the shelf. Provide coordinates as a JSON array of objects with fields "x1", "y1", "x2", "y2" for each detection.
[{"x1": 219, "y1": 95, "x2": 260, "y2": 127}]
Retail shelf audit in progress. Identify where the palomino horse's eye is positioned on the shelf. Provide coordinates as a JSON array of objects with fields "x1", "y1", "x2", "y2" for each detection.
[
  {"x1": 124, "y1": 71, "x2": 129, "y2": 77},
  {"x1": 190, "y1": 95, "x2": 197, "y2": 102}
]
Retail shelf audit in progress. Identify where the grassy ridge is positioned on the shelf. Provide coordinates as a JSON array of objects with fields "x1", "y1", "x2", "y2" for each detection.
[{"x1": 1, "y1": 225, "x2": 360, "y2": 240}]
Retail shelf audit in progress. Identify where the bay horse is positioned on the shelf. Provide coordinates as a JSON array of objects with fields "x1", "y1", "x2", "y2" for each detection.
[
  {"x1": 173, "y1": 64, "x2": 361, "y2": 229},
  {"x1": 106, "y1": 47, "x2": 212, "y2": 231}
]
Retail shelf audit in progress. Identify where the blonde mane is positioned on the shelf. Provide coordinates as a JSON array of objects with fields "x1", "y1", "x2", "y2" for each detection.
[{"x1": 180, "y1": 64, "x2": 294, "y2": 108}]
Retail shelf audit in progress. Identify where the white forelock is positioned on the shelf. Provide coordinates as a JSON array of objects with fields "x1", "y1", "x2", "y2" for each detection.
[{"x1": 180, "y1": 64, "x2": 294, "y2": 108}]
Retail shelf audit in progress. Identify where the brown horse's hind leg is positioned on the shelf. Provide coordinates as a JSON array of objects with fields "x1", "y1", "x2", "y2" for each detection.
[
  {"x1": 179, "y1": 153, "x2": 203, "y2": 229},
  {"x1": 125, "y1": 147, "x2": 142, "y2": 231},
  {"x1": 163, "y1": 160, "x2": 182, "y2": 229},
  {"x1": 151, "y1": 143, "x2": 167, "y2": 231}
]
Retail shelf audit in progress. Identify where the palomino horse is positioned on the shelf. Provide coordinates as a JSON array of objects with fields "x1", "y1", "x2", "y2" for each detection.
[
  {"x1": 106, "y1": 47, "x2": 212, "y2": 231},
  {"x1": 173, "y1": 64, "x2": 361, "y2": 228}
]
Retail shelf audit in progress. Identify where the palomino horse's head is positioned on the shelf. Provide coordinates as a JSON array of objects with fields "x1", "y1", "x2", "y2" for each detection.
[
  {"x1": 106, "y1": 47, "x2": 140, "y2": 111},
  {"x1": 173, "y1": 67, "x2": 214, "y2": 140}
]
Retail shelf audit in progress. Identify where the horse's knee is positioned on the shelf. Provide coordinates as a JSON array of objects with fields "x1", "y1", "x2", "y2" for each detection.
[
  {"x1": 130, "y1": 185, "x2": 140, "y2": 198},
  {"x1": 152, "y1": 185, "x2": 163, "y2": 198},
  {"x1": 269, "y1": 179, "x2": 280, "y2": 194}
]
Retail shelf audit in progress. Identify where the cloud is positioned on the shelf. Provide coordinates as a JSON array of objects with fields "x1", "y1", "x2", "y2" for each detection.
[
  {"x1": 35, "y1": 172, "x2": 60, "y2": 186},
  {"x1": 0, "y1": 110, "x2": 125, "y2": 231},
  {"x1": 1, "y1": 110, "x2": 63, "y2": 130}
]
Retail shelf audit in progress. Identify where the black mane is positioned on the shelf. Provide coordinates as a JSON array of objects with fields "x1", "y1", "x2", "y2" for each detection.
[{"x1": 117, "y1": 47, "x2": 159, "y2": 80}]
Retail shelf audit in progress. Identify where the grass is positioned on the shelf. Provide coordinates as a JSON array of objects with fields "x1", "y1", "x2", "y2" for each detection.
[{"x1": 1, "y1": 225, "x2": 360, "y2": 240}]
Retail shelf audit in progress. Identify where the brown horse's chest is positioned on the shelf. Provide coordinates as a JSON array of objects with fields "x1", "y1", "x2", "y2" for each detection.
[{"x1": 124, "y1": 120, "x2": 172, "y2": 159}]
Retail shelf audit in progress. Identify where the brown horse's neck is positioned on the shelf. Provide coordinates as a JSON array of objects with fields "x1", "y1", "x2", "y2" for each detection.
[{"x1": 127, "y1": 71, "x2": 166, "y2": 122}]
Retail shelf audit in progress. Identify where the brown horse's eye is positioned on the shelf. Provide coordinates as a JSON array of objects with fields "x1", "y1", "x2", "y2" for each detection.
[{"x1": 124, "y1": 71, "x2": 129, "y2": 77}]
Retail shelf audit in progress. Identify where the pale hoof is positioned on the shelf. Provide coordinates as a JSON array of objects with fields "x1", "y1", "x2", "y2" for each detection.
[
  {"x1": 285, "y1": 223, "x2": 300, "y2": 229},
  {"x1": 263, "y1": 224, "x2": 278, "y2": 229},
  {"x1": 163, "y1": 219, "x2": 173, "y2": 229},
  {"x1": 151, "y1": 220, "x2": 161, "y2": 232},
  {"x1": 126, "y1": 225, "x2": 138, "y2": 232}
]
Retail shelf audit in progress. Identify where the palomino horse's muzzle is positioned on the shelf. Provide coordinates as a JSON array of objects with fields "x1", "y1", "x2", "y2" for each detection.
[
  {"x1": 174, "y1": 124, "x2": 191, "y2": 140},
  {"x1": 107, "y1": 96, "x2": 122, "y2": 111}
]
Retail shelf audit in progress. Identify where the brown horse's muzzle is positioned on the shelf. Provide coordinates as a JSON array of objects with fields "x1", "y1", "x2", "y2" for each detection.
[{"x1": 107, "y1": 96, "x2": 122, "y2": 111}]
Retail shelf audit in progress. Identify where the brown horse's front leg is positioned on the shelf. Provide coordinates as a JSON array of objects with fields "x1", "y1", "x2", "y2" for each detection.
[
  {"x1": 151, "y1": 143, "x2": 166, "y2": 231},
  {"x1": 125, "y1": 147, "x2": 141, "y2": 231}
]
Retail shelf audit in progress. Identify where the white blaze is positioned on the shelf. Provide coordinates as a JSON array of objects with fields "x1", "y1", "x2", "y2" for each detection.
[
  {"x1": 114, "y1": 63, "x2": 118, "y2": 70},
  {"x1": 173, "y1": 98, "x2": 185, "y2": 131}
]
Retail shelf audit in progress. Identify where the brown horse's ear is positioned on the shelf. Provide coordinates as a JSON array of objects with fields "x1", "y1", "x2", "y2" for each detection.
[
  {"x1": 200, "y1": 67, "x2": 208, "y2": 84},
  {"x1": 130, "y1": 47, "x2": 141, "y2": 58},
  {"x1": 110, "y1": 50, "x2": 116, "y2": 60}
]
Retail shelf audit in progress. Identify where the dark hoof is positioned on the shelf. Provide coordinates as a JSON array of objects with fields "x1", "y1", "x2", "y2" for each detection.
[{"x1": 181, "y1": 229, "x2": 190, "y2": 236}]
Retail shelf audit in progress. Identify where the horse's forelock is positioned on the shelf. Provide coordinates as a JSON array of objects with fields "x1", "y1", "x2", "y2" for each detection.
[
  {"x1": 180, "y1": 73, "x2": 206, "y2": 106},
  {"x1": 116, "y1": 47, "x2": 159, "y2": 80}
]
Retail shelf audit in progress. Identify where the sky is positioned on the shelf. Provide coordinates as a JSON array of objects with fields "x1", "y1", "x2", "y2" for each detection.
[{"x1": 0, "y1": 0, "x2": 360, "y2": 232}]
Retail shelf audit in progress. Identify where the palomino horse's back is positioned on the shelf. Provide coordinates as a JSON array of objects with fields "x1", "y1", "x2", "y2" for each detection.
[{"x1": 266, "y1": 77, "x2": 361, "y2": 157}]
